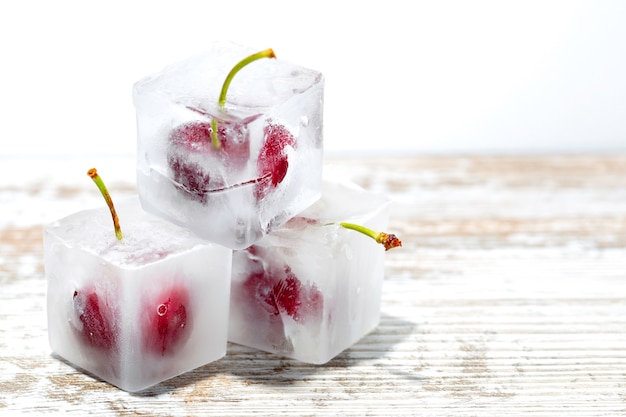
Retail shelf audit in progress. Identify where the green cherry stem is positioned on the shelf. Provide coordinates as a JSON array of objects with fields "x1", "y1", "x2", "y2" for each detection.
[
  {"x1": 210, "y1": 48, "x2": 277, "y2": 149},
  {"x1": 218, "y1": 48, "x2": 276, "y2": 108},
  {"x1": 339, "y1": 222, "x2": 402, "y2": 251},
  {"x1": 88, "y1": 168, "x2": 122, "y2": 240}
]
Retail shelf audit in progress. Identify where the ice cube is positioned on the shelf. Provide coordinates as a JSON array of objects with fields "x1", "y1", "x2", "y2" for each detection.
[
  {"x1": 44, "y1": 197, "x2": 232, "y2": 392},
  {"x1": 228, "y1": 178, "x2": 391, "y2": 364},
  {"x1": 133, "y1": 41, "x2": 324, "y2": 249}
]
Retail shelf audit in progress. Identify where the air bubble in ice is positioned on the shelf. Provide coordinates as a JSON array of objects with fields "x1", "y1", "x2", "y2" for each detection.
[{"x1": 157, "y1": 304, "x2": 167, "y2": 317}]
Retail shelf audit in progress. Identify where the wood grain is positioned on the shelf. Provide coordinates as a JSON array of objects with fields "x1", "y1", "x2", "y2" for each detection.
[{"x1": 1, "y1": 155, "x2": 625, "y2": 416}]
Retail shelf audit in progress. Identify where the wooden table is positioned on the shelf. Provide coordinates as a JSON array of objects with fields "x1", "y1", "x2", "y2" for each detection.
[{"x1": 1, "y1": 155, "x2": 625, "y2": 416}]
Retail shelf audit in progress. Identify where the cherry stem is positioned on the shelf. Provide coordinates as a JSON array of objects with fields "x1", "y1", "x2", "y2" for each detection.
[
  {"x1": 87, "y1": 168, "x2": 123, "y2": 241},
  {"x1": 339, "y1": 222, "x2": 402, "y2": 251},
  {"x1": 211, "y1": 48, "x2": 277, "y2": 149}
]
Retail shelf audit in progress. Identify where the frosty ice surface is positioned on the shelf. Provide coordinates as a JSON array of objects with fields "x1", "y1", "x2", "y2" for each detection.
[
  {"x1": 44, "y1": 197, "x2": 232, "y2": 392},
  {"x1": 228, "y1": 178, "x2": 391, "y2": 364},
  {"x1": 133, "y1": 41, "x2": 324, "y2": 249}
]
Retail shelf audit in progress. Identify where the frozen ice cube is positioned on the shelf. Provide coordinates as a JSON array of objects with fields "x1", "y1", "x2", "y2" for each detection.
[
  {"x1": 228, "y1": 178, "x2": 391, "y2": 364},
  {"x1": 133, "y1": 41, "x2": 324, "y2": 249},
  {"x1": 44, "y1": 197, "x2": 232, "y2": 392}
]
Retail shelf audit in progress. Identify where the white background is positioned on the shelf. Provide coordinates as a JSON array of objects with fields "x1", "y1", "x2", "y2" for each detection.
[{"x1": 1, "y1": 0, "x2": 625, "y2": 157}]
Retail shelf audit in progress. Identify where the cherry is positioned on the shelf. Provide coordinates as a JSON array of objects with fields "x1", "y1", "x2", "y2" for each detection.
[
  {"x1": 167, "y1": 121, "x2": 249, "y2": 203},
  {"x1": 85, "y1": 169, "x2": 196, "y2": 357},
  {"x1": 238, "y1": 220, "x2": 402, "y2": 326},
  {"x1": 71, "y1": 170, "x2": 121, "y2": 353},
  {"x1": 242, "y1": 246, "x2": 323, "y2": 323},
  {"x1": 255, "y1": 123, "x2": 296, "y2": 200},
  {"x1": 272, "y1": 268, "x2": 323, "y2": 323},
  {"x1": 73, "y1": 289, "x2": 117, "y2": 351},
  {"x1": 142, "y1": 286, "x2": 190, "y2": 356}
]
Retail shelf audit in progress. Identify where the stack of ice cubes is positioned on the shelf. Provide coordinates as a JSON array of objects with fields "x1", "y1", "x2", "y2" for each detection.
[{"x1": 44, "y1": 41, "x2": 392, "y2": 392}]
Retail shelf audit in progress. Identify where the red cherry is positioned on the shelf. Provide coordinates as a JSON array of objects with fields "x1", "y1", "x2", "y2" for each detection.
[
  {"x1": 73, "y1": 289, "x2": 117, "y2": 351},
  {"x1": 142, "y1": 286, "x2": 190, "y2": 356},
  {"x1": 168, "y1": 121, "x2": 250, "y2": 202},
  {"x1": 255, "y1": 123, "x2": 296, "y2": 199},
  {"x1": 273, "y1": 268, "x2": 323, "y2": 323},
  {"x1": 167, "y1": 155, "x2": 213, "y2": 204},
  {"x1": 242, "y1": 247, "x2": 322, "y2": 323}
]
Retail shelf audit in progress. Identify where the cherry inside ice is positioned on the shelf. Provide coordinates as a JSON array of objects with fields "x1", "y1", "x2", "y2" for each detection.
[
  {"x1": 73, "y1": 289, "x2": 117, "y2": 351},
  {"x1": 142, "y1": 286, "x2": 190, "y2": 356},
  {"x1": 255, "y1": 122, "x2": 296, "y2": 200},
  {"x1": 167, "y1": 48, "x2": 298, "y2": 204},
  {"x1": 168, "y1": 121, "x2": 250, "y2": 203},
  {"x1": 243, "y1": 246, "x2": 322, "y2": 324}
]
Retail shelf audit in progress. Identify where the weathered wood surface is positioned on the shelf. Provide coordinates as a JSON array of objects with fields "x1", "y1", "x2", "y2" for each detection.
[{"x1": 1, "y1": 155, "x2": 625, "y2": 416}]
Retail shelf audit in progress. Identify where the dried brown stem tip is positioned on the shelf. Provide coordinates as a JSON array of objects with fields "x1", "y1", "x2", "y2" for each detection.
[{"x1": 377, "y1": 232, "x2": 403, "y2": 251}]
